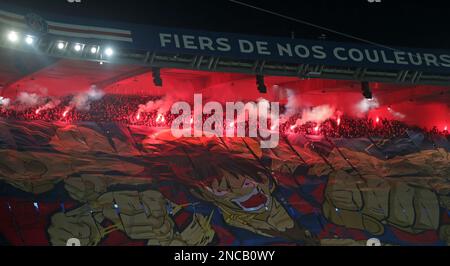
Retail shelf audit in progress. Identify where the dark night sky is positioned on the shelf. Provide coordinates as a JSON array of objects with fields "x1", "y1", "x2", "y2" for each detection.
[{"x1": 1, "y1": 0, "x2": 450, "y2": 49}]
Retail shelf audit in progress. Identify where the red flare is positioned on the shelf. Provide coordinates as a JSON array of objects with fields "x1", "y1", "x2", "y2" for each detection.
[
  {"x1": 156, "y1": 113, "x2": 165, "y2": 123},
  {"x1": 290, "y1": 125, "x2": 296, "y2": 130},
  {"x1": 190, "y1": 117, "x2": 194, "y2": 125},
  {"x1": 136, "y1": 112, "x2": 141, "y2": 120},
  {"x1": 376, "y1": 117, "x2": 380, "y2": 124},
  {"x1": 337, "y1": 117, "x2": 341, "y2": 126},
  {"x1": 62, "y1": 107, "x2": 71, "y2": 118},
  {"x1": 314, "y1": 125, "x2": 320, "y2": 132},
  {"x1": 35, "y1": 108, "x2": 41, "y2": 115}
]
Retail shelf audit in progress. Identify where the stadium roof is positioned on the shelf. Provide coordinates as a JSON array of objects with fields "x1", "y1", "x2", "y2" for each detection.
[
  {"x1": 1, "y1": 3, "x2": 450, "y2": 86},
  {"x1": 3, "y1": 0, "x2": 450, "y2": 49}
]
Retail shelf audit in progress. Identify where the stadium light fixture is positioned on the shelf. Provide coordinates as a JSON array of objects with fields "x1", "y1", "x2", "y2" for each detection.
[
  {"x1": 90, "y1": 46, "x2": 98, "y2": 54},
  {"x1": 25, "y1": 35, "x2": 35, "y2": 45},
  {"x1": 57, "y1": 42, "x2": 65, "y2": 50},
  {"x1": 104, "y1": 47, "x2": 114, "y2": 57},
  {"x1": 73, "y1": 43, "x2": 83, "y2": 52},
  {"x1": 7, "y1": 31, "x2": 19, "y2": 43},
  {"x1": 256, "y1": 75, "x2": 267, "y2": 93},
  {"x1": 152, "y1": 68, "x2": 163, "y2": 87}
]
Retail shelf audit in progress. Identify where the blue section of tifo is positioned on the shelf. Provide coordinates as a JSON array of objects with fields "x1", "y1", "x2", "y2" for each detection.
[{"x1": 332, "y1": 130, "x2": 450, "y2": 159}]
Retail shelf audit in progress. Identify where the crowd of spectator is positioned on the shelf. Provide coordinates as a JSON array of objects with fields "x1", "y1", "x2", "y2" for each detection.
[{"x1": 0, "y1": 94, "x2": 448, "y2": 139}]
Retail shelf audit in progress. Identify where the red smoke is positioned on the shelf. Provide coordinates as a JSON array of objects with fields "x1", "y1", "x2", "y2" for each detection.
[{"x1": 2, "y1": 68, "x2": 448, "y2": 131}]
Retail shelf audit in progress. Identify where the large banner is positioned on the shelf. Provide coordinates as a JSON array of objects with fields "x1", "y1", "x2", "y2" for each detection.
[
  {"x1": 134, "y1": 27, "x2": 450, "y2": 73},
  {"x1": 0, "y1": 119, "x2": 449, "y2": 246},
  {"x1": 2, "y1": 4, "x2": 450, "y2": 73}
]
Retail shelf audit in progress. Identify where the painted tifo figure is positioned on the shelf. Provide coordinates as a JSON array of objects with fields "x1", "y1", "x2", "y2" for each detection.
[
  {"x1": 0, "y1": 121, "x2": 449, "y2": 246},
  {"x1": 168, "y1": 149, "x2": 319, "y2": 245}
]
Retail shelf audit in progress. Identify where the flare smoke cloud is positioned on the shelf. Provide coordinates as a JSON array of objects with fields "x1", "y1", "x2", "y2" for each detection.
[
  {"x1": 70, "y1": 86, "x2": 105, "y2": 111},
  {"x1": 17, "y1": 92, "x2": 44, "y2": 107},
  {"x1": 356, "y1": 98, "x2": 380, "y2": 115},
  {"x1": 297, "y1": 105, "x2": 335, "y2": 126},
  {"x1": 0, "y1": 96, "x2": 11, "y2": 107}
]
